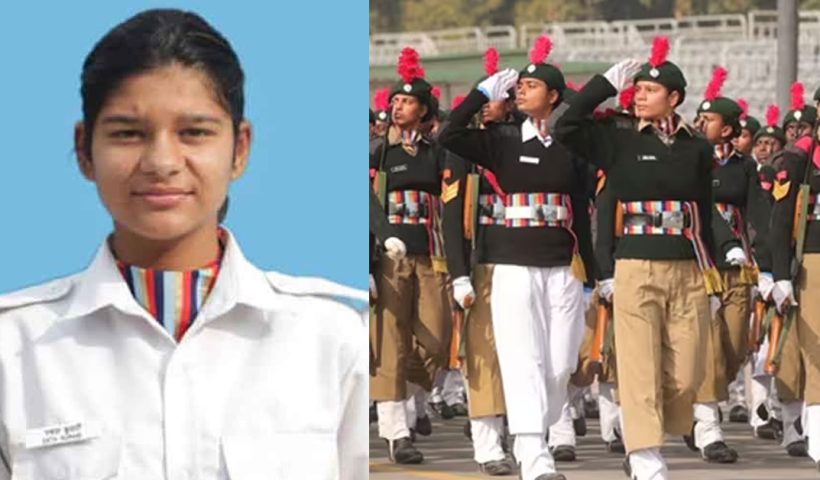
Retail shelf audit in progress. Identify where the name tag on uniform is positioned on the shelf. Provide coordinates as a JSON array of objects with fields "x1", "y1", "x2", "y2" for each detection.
[
  {"x1": 637, "y1": 154, "x2": 658, "y2": 162},
  {"x1": 713, "y1": 179, "x2": 721, "y2": 187},
  {"x1": 519, "y1": 155, "x2": 540, "y2": 165},
  {"x1": 25, "y1": 421, "x2": 100, "y2": 449},
  {"x1": 390, "y1": 164, "x2": 408, "y2": 173}
]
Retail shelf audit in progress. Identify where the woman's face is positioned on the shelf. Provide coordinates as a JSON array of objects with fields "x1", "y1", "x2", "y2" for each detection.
[
  {"x1": 75, "y1": 64, "x2": 250, "y2": 242},
  {"x1": 695, "y1": 111, "x2": 732, "y2": 145},
  {"x1": 390, "y1": 94, "x2": 426, "y2": 129},
  {"x1": 515, "y1": 78, "x2": 554, "y2": 117},
  {"x1": 733, "y1": 128, "x2": 754, "y2": 155},
  {"x1": 633, "y1": 81, "x2": 678, "y2": 121},
  {"x1": 482, "y1": 99, "x2": 511, "y2": 124},
  {"x1": 753, "y1": 136, "x2": 782, "y2": 165}
]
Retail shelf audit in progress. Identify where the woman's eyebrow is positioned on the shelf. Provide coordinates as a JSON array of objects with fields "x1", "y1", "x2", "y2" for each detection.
[
  {"x1": 100, "y1": 114, "x2": 141, "y2": 125},
  {"x1": 181, "y1": 114, "x2": 224, "y2": 124}
]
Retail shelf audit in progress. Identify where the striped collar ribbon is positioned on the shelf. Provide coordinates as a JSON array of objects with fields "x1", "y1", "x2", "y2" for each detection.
[{"x1": 115, "y1": 232, "x2": 225, "y2": 342}]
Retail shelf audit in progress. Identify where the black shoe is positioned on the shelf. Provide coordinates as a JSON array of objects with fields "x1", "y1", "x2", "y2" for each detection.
[
  {"x1": 478, "y1": 458, "x2": 514, "y2": 476},
  {"x1": 451, "y1": 403, "x2": 469, "y2": 417},
  {"x1": 786, "y1": 439, "x2": 809, "y2": 457},
  {"x1": 573, "y1": 416, "x2": 587, "y2": 437},
  {"x1": 683, "y1": 422, "x2": 698, "y2": 452},
  {"x1": 415, "y1": 415, "x2": 432, "y2": 436},
  {"x1": 386, "y1": 437, "x2": 423, "y2": 464},
  {"x1": 755, "y1": 419, "x2": 783, "y2": 440},
  {"x1": 370, "y1": 404, "x2": 378, "y2": 423},
  {"x1": 430, "y1": 401, "x2": 455, "y2": 419},
  {"x1": 584, "y1": 397, "x2": 600, "y2": 419},
  {"x1": 464, "y1": 420, "x2": 472, "y2": 440},
  {"x1": 409, "y1": 429, "x2": 416, "y2": 443},
  {"x1": 701, "y1": 441, "x2": 738, "y2": 463},
  {"x1": 607, "y1": 438, "x2": 626, "y2": 454},
  {"x1": 551, "y1": 445, "x2": 576, "y2": 462},
  {"x1": 795, "y1": 416, "x2": 804, "y2": 436},
  {"x1": 728, "y1": 405, "x2": 749, "y2": 423}
]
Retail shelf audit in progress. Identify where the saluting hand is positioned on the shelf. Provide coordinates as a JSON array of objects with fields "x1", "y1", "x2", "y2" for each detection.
[
  {"x1": 477, "y1": 68, "x2": 519, "y2": 102},
  {"x1": 384, "y1": 237, "x2": 407, "y2": 260},
  {"x1": 603, "y1": 59, "x2": 642, "y2": 92}
]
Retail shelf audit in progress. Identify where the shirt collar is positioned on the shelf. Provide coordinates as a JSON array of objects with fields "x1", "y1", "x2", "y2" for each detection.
[
  {"x1": 637, "y1": 115, "x2": 694, "y2": 137},
  {"x1": 521, "y1": 118, "x2": 553, "y2": 147},
  {"x1": 64, "y1": 227, "x2": 282, "y2": 324}
]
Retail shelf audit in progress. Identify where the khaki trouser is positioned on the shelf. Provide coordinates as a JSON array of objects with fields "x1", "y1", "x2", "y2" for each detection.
[
  {"x1": 695, "y1": 269, "x2": 751, "y2": 402},
  {"x1": 614, "y1": 259, "x2": 709, "y2": 453},
  {"x1": 370, "y1": 255, "x2": 452, "y2": 401},
  {"x1": 774, "y1": 318, "x2": 805, "y2": 402},
  {"x1": 797, "y1": 254, "x2": 820, "y2": 404},
  {"x1": 571, "y1": 293, "x2": 618, "y2": 389},
  {"x1": 463, "y1": 264, "x2": 506, "y2": 418}
]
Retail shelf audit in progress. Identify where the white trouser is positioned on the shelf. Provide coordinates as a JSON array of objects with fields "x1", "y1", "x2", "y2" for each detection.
[
  {"x1": 442, "y1": 369, "x2": 466, "y2": 406},
  {"x1": 471, "y1": 416, "x2": 507, "y2": 464},
  {"x1": 515, "y1": 433, "x2": 556, "y2": 480},
  {"x1": 404, "y1": 384, "x2": 428, "y2": 429},
  {"x1": 629, "y1": 448, "x2": 668, "y2": 480},
  {"x1": 378, "y1": 400, "x2": 410, "y2": 440},
  {"x1": 781, "y1": 400, "x2": 805, "y2": 447},
  {"x1": 806, "y1": 404, "x2": 820, "y2": 462},
  {"x1": 490, "y1": 264, "x2": 584, "y2": 435},
  {"x1": 548, "y1": 399, "x2": 576, "y2": 448},
  {"x1": 430, "y1": 370, "x2": 447, "y2": 404},
  {"x1": 749, "y1": 374, "x2": 771, "y2": 428},
  {"x1": 599, "y1": 382, "x2": 621, "y2": 442},
  {"x1": 728, "y1": 364, "x2": 746, "y2": 406},
  {"x1": 694, "y1": 402, "x2": 724, "y2": 449}
]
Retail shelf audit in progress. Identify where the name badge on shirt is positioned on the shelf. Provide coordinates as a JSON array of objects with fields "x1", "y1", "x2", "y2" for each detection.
[
  {"x1": 637, "y1": 154, "x2": 658, "y2": 162},
  {"x1": 25, "y1": 421, "x2": 101, "y2": 449},
  {"x1": 519, "y1": 155, "x2": 540, "y2": 165},
  {"x1": 712, "y1": 179, "x2": 721, "y2": 187},
  {"x1": 390, "y1": 164, "x2": 408, "y2": 173}
]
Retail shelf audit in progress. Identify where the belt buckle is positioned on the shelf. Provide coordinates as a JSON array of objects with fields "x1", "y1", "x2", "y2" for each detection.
[
  {"x1": 542, "y1": 205, "x2": 559, "y2": 222},
  {"x1": 492, "y1": 202, "x2": 506, "y2": 220},
  {"x1": 388, "y1": 202, "x2": 404, "y2": 216},
  {"x1": 406, "y1": 203, "x2": 419, "y2": 218},
  {"x1": 661, "y1": 211, "x2": 684, "y2": 229}
]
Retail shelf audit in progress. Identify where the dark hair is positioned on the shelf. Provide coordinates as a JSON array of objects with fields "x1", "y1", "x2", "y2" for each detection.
[{"x1": 80, "y1": 9, "x2": 245, "y2": 157}]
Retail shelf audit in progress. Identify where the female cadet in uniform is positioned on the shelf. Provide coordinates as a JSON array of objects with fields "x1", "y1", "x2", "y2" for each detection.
[
  {"x1": 552, "y1": 37, "x2": 738, "y2": 480},
  {"x1": 769, "y1": 117, "x2": 820, "y2": 469},
  {"x1": 0, "y1": 10, "x2": 366, "y2": 480},
  {"x1": 369, "y1": 47, "x2": 453, "y2": 465},
  {"x1": 688, "y1": 67, "x2": 772, "y2": 463},
  {"x1": 440, "y1": 35, "x2": 595, "y2": 480}
]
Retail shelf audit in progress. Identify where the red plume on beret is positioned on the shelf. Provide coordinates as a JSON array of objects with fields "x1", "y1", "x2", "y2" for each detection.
[
  {"x1": 790, "y1": 82, "x2": 805, "y2": 111},
  {"x1": 373, "y1": 88, "x2": 390, "y2": 111},
  {"x1": 529, "y1": 35, "x2": 553, "y2": 65},
  {"x1": 619, "y1": 85, "x2": 636, "y2": 110},
  {"x1": 451, "y1": 95, "x2": 466, "y2": 110},
  {"x1": 648, "y1": 36, "x2": 669, "y2": 68},
  {"x1": 766, "y1": 104, "x2": 780, "y2": 128},
  {"x1": 737, "y1": 98, "x2": 748, "y2": 120},
  {"x1": 703, "y1": 66, "x2": 727, "y2": 101},
  {"x1": 431, "y1": 86, "x2": 441, "y2": 101},
  {"x1": 484, "y1": 48, "x2": 499, "y2": 76},
  {"x1": 397, "y1": 47, "x2": 425, "y2": 84}
]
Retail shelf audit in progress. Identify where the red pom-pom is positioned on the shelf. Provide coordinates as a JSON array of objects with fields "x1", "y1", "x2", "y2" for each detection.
[
  {"x1": 737, "y1": 98, "x2": 748, "y2": 120},
  {"x1": 484, "y1": 48, "x2": 499, "y2": 76},
  {"x1": 619, "y1": 85, "x2": 636, "y2": 110},
  {"x1": 648, "y1": 36, "x2": 669, "y2": 68},
  {"x1": 431, "y1": 86, "x2": 441, "y2": 101},
  {"x1": 790, "y1": 82, "x2": 805, "y2": 111},
  {"x1": 704, "y1": 66, "x2": 727, "y2": 101},
  {"x1": 397, "y1": 47, "x2": 425, "y2": 84},
  {"x1": 766, "y1": 104, "x2": 780, "y2": 128},
  {"x1": 529, "y1": 35, "x2": 553, "y2": 65},
  {"x1": 565, "y1": 80, "x2": 580, "y2": 91},
  {"x1": 451, "y1": 95, "x2": 466, "y2": 110},
  {"x1": 373, "y1": 88, "x2": 390, "y2": 111}
]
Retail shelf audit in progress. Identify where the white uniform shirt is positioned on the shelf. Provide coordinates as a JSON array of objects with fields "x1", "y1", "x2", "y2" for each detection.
[{"x1": 0, "y1": 230, "x2": 367, "y2": 480}]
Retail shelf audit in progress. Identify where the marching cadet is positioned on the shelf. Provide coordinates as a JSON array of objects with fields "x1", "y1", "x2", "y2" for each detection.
[
  {"x1": 753, "y1": 104, "x2": 787, "y2": 169},
  {"x1": 768, "y1": 109, "x2": 820, "y2": 468},
  {"x1": 369, "y1": 47, "x2": 453, "y2": 465},
  {"x1": 552, "y1": 37, "x2": 742, "y2": 480},
  {"x1": 439, "y1": 35, "x2": 595, "y2": 480},
  {"x1": 687, "y1": 66, "x2": 772, "y2": 463},
  {"x1": 733, "y1": 99, "x2": 760, "y2": 158},
  {"x1": 0, "y1": 9, "x2": 368, "y2": 480},
  {"x1": 373, "y1": 87, "x2": 391, "y2": 139},
  {"x1": 782, "y1": 82, "x2": 818, "y2": 144}
]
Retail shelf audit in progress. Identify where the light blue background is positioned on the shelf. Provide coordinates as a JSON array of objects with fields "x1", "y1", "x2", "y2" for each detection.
[{"x1": 0, "y1": 1, "x2": 367, "y2": 292}]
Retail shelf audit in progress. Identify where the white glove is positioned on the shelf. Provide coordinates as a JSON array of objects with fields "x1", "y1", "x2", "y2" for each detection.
[
  {"x1": 369, "y1": 274, "x2": 378, "y2": 299},
  {"x1": 452, "y1": 276, "x2": 476, "y2": 310},
  {"x1": 603, "y1": 58, "x2": 642, "y2": 92},
  {"x1": 598, "y1": 278, "x2": 614, "y2": 303},
  {"x1": 384, "y1": 237, "x2": 406, "y2": 260},
  {"x1": 477, "y1": 68, "x2": 519, "y2": 102},
  {"x1": 725, "y1": 247, "x2": 748, "y2": 267},
  {"x1": 710, "y1": 295, "x2": 722, "y2": 317},
  {"x1": 772, "y1": 280, "x2": 797, "y2": 312},
  {"x1": 583, "y1": 287, "x2": 593, "y2": 311},
  {"x1": 757, "y1": 272, "x2": 775, "y2": 302}
]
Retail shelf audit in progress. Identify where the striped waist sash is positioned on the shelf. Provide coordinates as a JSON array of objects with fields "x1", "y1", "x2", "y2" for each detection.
[{"x1": 478, "y1": 192, "x2": 571, "y2": 228}]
